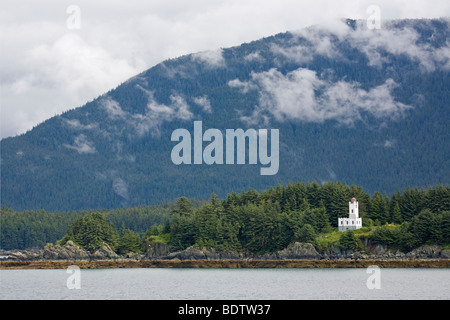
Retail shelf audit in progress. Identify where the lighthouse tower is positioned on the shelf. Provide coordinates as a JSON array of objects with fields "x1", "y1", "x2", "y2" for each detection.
[{"x1": 338, "y1": 197, "x2": 362, "y2": 231}]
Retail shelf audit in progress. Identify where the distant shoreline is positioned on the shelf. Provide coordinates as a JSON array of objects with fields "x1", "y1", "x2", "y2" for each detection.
[{"x1": 1, "y1": 259, "x2": 449, "y2": 270}]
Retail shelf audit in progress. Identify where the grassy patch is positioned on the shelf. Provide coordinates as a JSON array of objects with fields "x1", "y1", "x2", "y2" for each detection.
[
  {"x1": 315, "y1": 226, "x2": 376, "y2": 250},
  {"x1": 146, "y1": 233, "x2": 170, "y2": 244}
]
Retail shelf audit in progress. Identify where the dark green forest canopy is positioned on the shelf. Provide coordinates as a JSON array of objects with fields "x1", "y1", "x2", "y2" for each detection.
[
  {"x1": 1, "y1": 182, "x2": 449, "y2": 253},
  {"x1": 1, "y1": 19, "x2": 449, "y2": 212}
]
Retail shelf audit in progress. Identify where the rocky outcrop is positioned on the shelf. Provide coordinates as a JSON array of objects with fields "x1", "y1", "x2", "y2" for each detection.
[
  {"x1": 165, "y1": 246, "x2": 242, "y2": 260},
  {"x1": 405, "y1": 245, "x2": 450, "y2": 259},
  {"x1": 274, "y1": 242, "x2": 320, "y2": 259},
  {"x1": 43, "y1": 241, "x2": 90, "y2": 260},
  {"x1": 2, "y1": 241, "x2": 118, "y2": 261},
  {"x1": 90, "y1": 244, "x2": 119, "y2": 260},
  {"x1": 145, "y1": 242, "x2": 173, "y2": 258},
  {"x1": 1, "y1": 242, "x2": 449, "y2": 262},
  {"x1": 2, "y1": 248, "x2": 43, "y2": 261}
]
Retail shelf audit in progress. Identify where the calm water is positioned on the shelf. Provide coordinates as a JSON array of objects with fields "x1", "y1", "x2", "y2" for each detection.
[{"x1": 0, "y1": 268, "x2": 449, "y2": 300}]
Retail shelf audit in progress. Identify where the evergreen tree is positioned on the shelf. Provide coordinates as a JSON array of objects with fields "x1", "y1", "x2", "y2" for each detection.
[
  {"x1": 295, "y1": 224, "x2": 316, "y2": 244},
  {"x1": 60, "y1": 212, "x2": 119, "y2": 252},
  {"x1": 370, "y1": 192, "x2": 383, "y2": 223},
  {"x1": 117, "y1": 228, "x2": 142, "y2": 254},
  {"x1": 391, "y1": 202, "x2": 402, "y2": 224},
  {"x1": 408, "y1": 209, "x2": 435, "y2": 247},
  {"x1": 171, "y1": 197, "x2": 193, "y2": 216},
  {"x1": 338, "y1": 231, "x2": 364, "y2": 251}
]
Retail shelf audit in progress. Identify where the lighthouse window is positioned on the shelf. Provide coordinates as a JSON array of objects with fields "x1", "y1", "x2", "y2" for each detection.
[{"x1": 351, "y1": 209, "x2": 353, "y2": 213}]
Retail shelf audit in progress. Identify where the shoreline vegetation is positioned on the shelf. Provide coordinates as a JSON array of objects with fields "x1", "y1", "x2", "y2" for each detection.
[
  {"x1": 1, "y1": 240, "x2": 449, "y2": 270},
  {"x1": 1, "y1": 258, "x2": 449, "y2": 270},
  {"x1": 2, "y1": 182, "x2": 449, "y2": 270}
]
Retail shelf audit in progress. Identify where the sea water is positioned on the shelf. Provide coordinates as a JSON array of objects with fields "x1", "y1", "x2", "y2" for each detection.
[{"x1": 0, "y1": 268, "x2": 448, "y2": 300}]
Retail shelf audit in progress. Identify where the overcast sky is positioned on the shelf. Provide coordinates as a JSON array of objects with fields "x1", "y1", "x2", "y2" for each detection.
[{"x1": 1, "y1": 0, "x2": 449, "y2": 139}]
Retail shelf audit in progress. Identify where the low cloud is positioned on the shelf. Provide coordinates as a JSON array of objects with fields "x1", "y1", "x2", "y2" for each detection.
[
  {"x1": 192, "y1": 49, "x2": 226, "y2": 68},
  {"x1": 271, "y1": 27, "x2": 341, "y2": 64},
  {"x1": 63, "y1": 134, "x2": 97, "y2": 154},
  {"x1": 2, "y1": 1, "x2": 449, "y2": 139},
  {"x1": 269, "y1": 19, "x2": 450, "y2": 72},
  {"x1": 244, "y1": 51, "x2": 265, "y2": 62},
  {"x1": 101, "y1": 91, "x2": 193, "y2": 138},
  {"x1": 383, "y1": 139, "x2": 396, "y2": 148},
  {"x1": 101, "y1": 98, "x2": 127, "y2": 120},
  {"x1": 193, "y1": 95, "x2": 212, "y2": 113},
  {"x1": 348, "y1": 21, "x2": 448, "y2": 71},
  {"x1": 1, "y1": 32, "x2": 140, "y2": 139},
  {"x1": 229, "y1": 67, "x2": 411, "y2": 125},
  {"x1": 112, "y1": 177, "x2": 129, "y2": 201},
  {"x1": 63, "y1": 118, "x2": 98, "y2": 131}
]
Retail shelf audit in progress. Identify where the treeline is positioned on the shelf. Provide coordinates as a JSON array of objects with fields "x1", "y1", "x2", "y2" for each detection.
[
  {"x1": 0, "y1": 204, "x2": 172, "y2": 250},
  {"x1": 2, "y1": 182, "x2": 448, "y2": 255},
  {"x1": 2, "y1": 21, "x2": 449, "y2": 213},
  {"x1": 166, "y1": 182, "x2": 450, "y2": 254}
]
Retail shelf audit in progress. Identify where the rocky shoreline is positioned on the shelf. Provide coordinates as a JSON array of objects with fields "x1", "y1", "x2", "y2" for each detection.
[
  {"x1": 1, "y1": 241, "x2": 449, "y2": 269},
  {"x1": 2, "y1": 259, "x2": 449, "y2": 269}
]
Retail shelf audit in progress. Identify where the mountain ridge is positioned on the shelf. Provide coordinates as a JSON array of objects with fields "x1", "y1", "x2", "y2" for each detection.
[{"x1": 1, "y1": 18, "x2": 449, "y2": 211}]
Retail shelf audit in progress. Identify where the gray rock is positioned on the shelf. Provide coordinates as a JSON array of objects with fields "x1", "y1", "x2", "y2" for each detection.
[
  {"x1": 165, "y1": 246, "x2": 244, "y2": 260},
  {"x1": 123, "y1": 252, "x2": 145, "y2": 260},
  {"x1": 145, "y1": 242, "x2": 173, "y2": 258},
  {"x1": 406, "y1": 245, "x2": 443, "y2": 259},
  {"x1": 440, "y1": 249, "x2": 450, "y2": 258},
  {"x1": 6, "y1": 248, "x2": 42, "y2": 261},
  {"x1": 91, "y1": 243, "x2": 119, "y2": 260},
  {"x1": 276, "y1": 242, "x2": 320, "y2": 259},
  {"x1": 218, "y1": 251, "x2": 242, "y2": 260},
  {"x1": 43, "y1": 241, "x2": 90, "y2": 260}
]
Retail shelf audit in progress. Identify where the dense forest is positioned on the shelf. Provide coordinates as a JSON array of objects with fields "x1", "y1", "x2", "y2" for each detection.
[
  {"x1": 2, "y1": 182, "x2": 449, "y2": 254},
  {"x1": 1, "y1": 19, "x2": 449, "y2": 212}
]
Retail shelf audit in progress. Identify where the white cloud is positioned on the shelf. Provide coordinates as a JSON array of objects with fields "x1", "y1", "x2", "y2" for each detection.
[
  {"x1": 192, "y1": 49, "x2": 226, "y2": 68},
  {"x1": 1, "y1": 31, "x2": 140, "y2": 138},
  {"x1": 244, "y1": 51, "x2": 264, "y2": 62},
  {"x1": 269, "y1": 18, "x2": 450, "y2": 72},
  {"x1": 100, "y1": 91, "x2": 193, "y2": 138},
  {"x1": 432, "y1": 41, "x2": 450, "y2": 70},
  {"x1": 63, "y1": 134, "x2": 97, "y2": 154},
  {"x1": 230, "y1": 67, "x2": 411, "y2": 125},
  {"x1": 101, "y1": 98, "x2": 128, "y2": 120},
  {"x1": 63, "y1": 118, "x2": 98, "y2": 131},
  {"x1": 112, "y1": 177, "x2": 130, "y2": 201},
  {"x1": 1, "y1": 0, "x2": 449, "y2": 138},
  {"x1": 348, "y1": 22, "x2": 445, "y2": 71},
  {"x1": 384, "y1": 139, "x2": 396, "y2": 148},
  {"x1": 271, "y1": 26, "x2": 342, "y2": 64},
  {"x1": 193, "y1": 95, "x2": 212, "y2": 113}
]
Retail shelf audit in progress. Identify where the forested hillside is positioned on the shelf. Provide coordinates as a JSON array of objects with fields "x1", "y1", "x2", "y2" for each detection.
[
  {"x1": 1, "y1": 19, "x2": 449, "y2": 212},
  {"x1": 2, "y1": 182, "x2": 449, "y2": 253}
]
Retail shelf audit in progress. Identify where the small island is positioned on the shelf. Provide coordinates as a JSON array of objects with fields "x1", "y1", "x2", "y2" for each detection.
[{"x1": 1, "y1": 182, "x2": 449, "y2": 269}]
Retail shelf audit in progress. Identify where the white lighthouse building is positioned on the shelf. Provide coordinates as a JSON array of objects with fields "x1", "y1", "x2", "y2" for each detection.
[{"x1": 338, "y1": 197, "x2": 362, "y2": 231}]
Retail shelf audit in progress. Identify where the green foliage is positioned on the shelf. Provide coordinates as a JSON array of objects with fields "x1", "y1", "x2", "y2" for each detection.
[
  {"x1": 1, "y1": 182, "x2": 449, "y2": 255},
  {"x1": 116, "y1": 227, "x2": 143, "y2": 255},
  {"x1": 165, "y1": 183, "x2": 450, "y2": 254},
  {"x1": 370, "y1": 224, "x2": 401, "y2": 246},
  {"x1": 60, "y1": 212, "x2": 119, "y2": 252},
  {"x1": 338, "y1": 231, "x2": 364, "y2": 251},
  {"x1": 144, "y1": 234, "x2": 170, "y2": 245},
  {"x1": 1, "y1": 20, "x2": 449, "y2": 213},
  {"x1": 0, "y1": 203, "x2": 170, "y2": 250},
  {"x1": 171, "y1": 197, "x2": 194, "y2": 216},
  {"x1": 295, "y1": 224, "x2": 317, "y2": 244}
]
